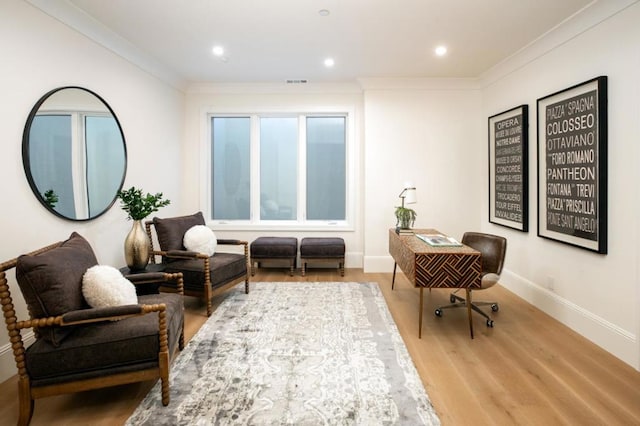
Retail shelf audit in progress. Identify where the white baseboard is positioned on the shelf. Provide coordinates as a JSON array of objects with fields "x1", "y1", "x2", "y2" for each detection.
[
  {"x1": 364, "y1": 254, "x2": 638, "y2": 370},
  {"x1": 501, "y1": 270, "x2": 638, "y2": 370},
  {"x1": 363, "y1": 255, "x2": 395, "y2": 273},
  {"x1": 0, "y1": 330, "x2": 35, "y2": 383},
  {"x1": 344, "y1": 252, "x2": 363, "y2": 269}
]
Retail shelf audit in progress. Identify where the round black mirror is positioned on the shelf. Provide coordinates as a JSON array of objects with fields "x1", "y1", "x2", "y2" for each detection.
[{"x1": 22, "y1": 87, "x2": 127, "y2": 221}]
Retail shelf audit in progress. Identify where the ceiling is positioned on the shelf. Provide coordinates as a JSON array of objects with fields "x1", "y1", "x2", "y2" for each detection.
[{"x1": 52, "y1": 0, "x2": 595, "y2": 84}]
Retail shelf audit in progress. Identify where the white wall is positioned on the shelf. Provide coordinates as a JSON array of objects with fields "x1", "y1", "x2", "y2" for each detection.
[
  {"x1": 480, "y1": 2, "x2": 640, "y2": 368},
  {"x1": 0, "y1": 1, "x2": 185, "y2": 381},
  {"x1": 361, "y1": 80, "x2": 483, "y2": 271},
  {"x1": 182, "y1": 85, "x2": 366, "y2": 267},
  {"x1": 182, "y1": 82, "x2": 482, "y2": 274},
  {"x1": 360, "y1": 2, "x2": 640, "y2": 370}
]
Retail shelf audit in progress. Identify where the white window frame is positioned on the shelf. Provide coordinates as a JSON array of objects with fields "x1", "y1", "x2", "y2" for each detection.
[
  {"x1": 35, "y1": 110, "x2": 111, "y2": 219},
  {"x1": 200, "y1": 107, "x2": 356, "y2": 231}
]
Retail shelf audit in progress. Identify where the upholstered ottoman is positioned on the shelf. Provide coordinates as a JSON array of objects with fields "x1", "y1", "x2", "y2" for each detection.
[
  {"x1": 300, "y1": 237, "x2": 345, "y2": 277},
  {"x1": 250, "y1": 237, "x2": 298, "y2": 276}
]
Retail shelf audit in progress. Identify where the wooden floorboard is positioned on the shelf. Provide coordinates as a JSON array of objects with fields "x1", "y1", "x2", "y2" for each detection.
[{"x1": 0, "y1": 268, "x2": 639, "y2": 425}]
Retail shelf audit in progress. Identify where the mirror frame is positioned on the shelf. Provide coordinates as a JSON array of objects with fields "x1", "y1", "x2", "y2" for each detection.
[{"x1": 22, "y1": 86, "x2": 127, "y2": 221}]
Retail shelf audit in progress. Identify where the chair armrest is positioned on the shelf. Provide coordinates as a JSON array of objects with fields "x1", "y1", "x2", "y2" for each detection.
[
  {"x1": 15, "y1": 303, "x2": 167, "y2": 329},
  {"x1": 217, "y1": 239, "x2": 248, "y2": 246},
  {"x1": 125, "y1": 272, "x2": 167, "y2": 283},
  {"x1": 125, "y1": 271, "x2": 184, "y2": 296},
  {"x1": 217, "y1": 240, "x2": 249, "y2": 264},
  {"x1": 481, "y1": 273, "x2": 500, "y2": 289},
  {"x1": 164, "y1": 250, "x2": 209, "y2": 259},
  {"x1": 61, "y1": 304, "x2": 145, "y2": 325}
]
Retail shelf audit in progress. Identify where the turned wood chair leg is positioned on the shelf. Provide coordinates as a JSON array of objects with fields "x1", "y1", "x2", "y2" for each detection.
[
  {"x1": 204, "y1": 258, "x2": 213, "y2": 316},
  {"x1": 158, "y1": 309, "x2": 170, "y2": 406},
  {"x1": 18, "y1": 377, "x2": 33, "y2": 426},
  {"x1": 206, "y1": 297, "x2": 212, "y2": 316},
  {"x1": 160, "y1": 356, "x2": 170, "y2": 406}
]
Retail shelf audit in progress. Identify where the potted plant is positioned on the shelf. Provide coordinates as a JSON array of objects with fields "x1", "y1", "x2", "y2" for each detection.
[
  {"x1": 117, "y1": 187, "x2": 171, "y2": 270},
  {"x1": 395, "y1": 206, "x2": 417, "y2": 230},
  {"x1": 43, "y1": 189, "x2": 58, "y2": 209},
  {"x1": 117, "y1": 187, "x2": 171, "y2": 221}
]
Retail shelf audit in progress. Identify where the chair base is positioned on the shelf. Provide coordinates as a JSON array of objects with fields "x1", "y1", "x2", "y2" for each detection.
[{"x1": 435, "y1": 290, "x2": 499, "y2": 327}]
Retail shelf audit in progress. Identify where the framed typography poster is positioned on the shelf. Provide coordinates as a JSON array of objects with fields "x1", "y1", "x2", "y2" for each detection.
[
  {"x1": 537, "y1": 76, "x2": 607, "y2": 253},
  {"x1": 489, "y1": 105, "x2": 528, "y2": 231}
]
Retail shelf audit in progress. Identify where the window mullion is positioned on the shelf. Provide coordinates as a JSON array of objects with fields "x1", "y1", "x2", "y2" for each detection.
[
  {"x1": 298, "y1": 115, "x2": 307, "y2": 222},
  {"x1": 72, "y1": 113, "x2": 88, "y2": 219}
]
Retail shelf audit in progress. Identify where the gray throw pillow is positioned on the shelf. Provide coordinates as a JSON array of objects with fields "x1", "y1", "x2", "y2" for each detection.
[
  {"x1": 153, "y1": 211, "x2": 206, "y2": 252},
  {"x1": 16, "y1": 232, "x2": 97, "y2": 346}
]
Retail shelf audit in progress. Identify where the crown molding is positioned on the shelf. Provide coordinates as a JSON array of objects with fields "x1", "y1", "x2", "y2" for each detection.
[
  {"x1": 357, "y1": 78, "x2": 481, "y2": 91},
  {"x1": 25, "y1": 0, "x2": 186, "y2": 91},
  {"x1": 186, "y1": 82, "x2": 363, "y2": 95},
  {"x1": 479, "y1": 0, "x2": 638, "y2": 88}
]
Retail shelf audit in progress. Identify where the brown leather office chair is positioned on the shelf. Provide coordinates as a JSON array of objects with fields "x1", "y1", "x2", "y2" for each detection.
[
  {"x1": 0, "y1": 232, "x2": 184, "y2": 425},
  {"x1": 146, "y1": 212, "x2": 249, "y2": 316},
  {"x1": 435, "y1": 232, "x2": 507, "y2": 327}
]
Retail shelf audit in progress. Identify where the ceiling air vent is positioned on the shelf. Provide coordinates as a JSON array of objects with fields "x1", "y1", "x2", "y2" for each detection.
[{"x1": 286, "y1": 79, "x2": 308, "y2": 84}]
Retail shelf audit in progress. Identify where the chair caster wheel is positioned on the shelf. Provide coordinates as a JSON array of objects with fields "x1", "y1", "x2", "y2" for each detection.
[
  {"x1": 491, "y1": 303, "x2": 499, "y2": 312},
  {"x1": 449, "y1": 294, "x2": 456, "y2": 303},
  {"x1": 435, "y1": 309, "x2": 443, "y2": 317},
  {"x1": 486, "y1": 319, "x2": 494, "y2": 327}
]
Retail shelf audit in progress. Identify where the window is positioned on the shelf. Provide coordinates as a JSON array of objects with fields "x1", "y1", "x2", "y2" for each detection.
[
  {"x1": 260, "y1": 117, "x2": 298, "y2": 220},
  {"x1": 30, "y1": 112, "x2": 124, "y2": 219},
  {"x1": 211, "y1": 117, "x2": 251, "y2": 220},
  {"x1": 209, "y1": 113, "x2": 349, "y2": 228},
  {"x1": 306, "y1": 117, "x2": 346, "y2": 220}
]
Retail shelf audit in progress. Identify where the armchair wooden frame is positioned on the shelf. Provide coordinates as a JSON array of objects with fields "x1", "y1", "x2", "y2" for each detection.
[
  {"x1": 0, "y1": 242, "x2": 185, "y2": 426},
  {"x1": 145, "y1": 220, "x2": 250, "y2": 316}
]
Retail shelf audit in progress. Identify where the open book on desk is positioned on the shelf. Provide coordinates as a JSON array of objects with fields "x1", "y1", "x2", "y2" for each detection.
[{"x1": 416, "y1": 233, "x2": 462, "y2": 247}]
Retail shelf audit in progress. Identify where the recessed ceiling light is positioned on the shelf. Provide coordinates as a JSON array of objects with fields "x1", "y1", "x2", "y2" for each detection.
[
  {"x1": 318, "y1": 9, "x2": 330, "y2": 16},
  {"x1": 435, "y1": 45, "x2": 447, "y2": 56},
  {"x1": 324, "y1": 57, "x2": 335, "y2": 68},
  {"x1": 212, "y1": 46, "x2": 225, "y2": 56}
]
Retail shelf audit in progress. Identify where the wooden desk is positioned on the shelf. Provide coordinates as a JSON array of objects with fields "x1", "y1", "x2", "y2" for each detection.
[{"x1": 388, "y1": 228, "x2": 481, "y2": 338}]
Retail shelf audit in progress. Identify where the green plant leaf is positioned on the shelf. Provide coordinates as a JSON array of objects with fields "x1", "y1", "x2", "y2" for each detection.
[
  {"x1": 394, "y1": 206, "x2": 417, "y2": 228},
  {"x1": 117, "y1": 186, "x2": 171, "y2": 220}
]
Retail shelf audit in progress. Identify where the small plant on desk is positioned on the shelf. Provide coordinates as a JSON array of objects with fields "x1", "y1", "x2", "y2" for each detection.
[{"x1": 395, "y1": 206, "x2": 417, "y2": 229}]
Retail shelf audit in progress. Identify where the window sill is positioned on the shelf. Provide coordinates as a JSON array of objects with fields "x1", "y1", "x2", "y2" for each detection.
[{"x1": 208, "y1": 220, "x2": 353, "y2": 232}]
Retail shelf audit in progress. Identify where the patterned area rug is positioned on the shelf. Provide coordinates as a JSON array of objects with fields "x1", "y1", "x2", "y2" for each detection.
[{"x1": 127, "y1": 282, "x2": 440, "y2": 425}]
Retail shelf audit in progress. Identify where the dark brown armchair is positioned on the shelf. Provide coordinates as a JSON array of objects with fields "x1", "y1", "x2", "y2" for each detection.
[
  {"x1": 145, "y1": 211, "x2": 249, "y2": 316},
  {"x1": 435, "y1": 232, "x2": 507, "y2": 327},
  {"x1": 0, "y1": 232, "x2": 185, "y2": 426}
]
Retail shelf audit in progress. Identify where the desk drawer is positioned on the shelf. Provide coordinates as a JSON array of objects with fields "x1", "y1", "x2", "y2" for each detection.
[{"x1": 415, "y1": 253, "x2": 481, "y2": 288}]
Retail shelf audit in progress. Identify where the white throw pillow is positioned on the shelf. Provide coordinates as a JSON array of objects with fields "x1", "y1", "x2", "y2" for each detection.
[
  {"x1": 82, "y1": 265, "x2": 138, "y2": 308},
  {"x1": 183, "y1": 225, "x2": 217, "y2": 256}
]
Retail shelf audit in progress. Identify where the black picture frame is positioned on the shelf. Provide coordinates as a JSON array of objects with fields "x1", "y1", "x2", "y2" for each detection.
[
  {"x1": 488, "y1": 105, "x2": 529, "y2": 231},
  {"x1": 536, "y1": 76, "x2": 607, "y2": 253}
]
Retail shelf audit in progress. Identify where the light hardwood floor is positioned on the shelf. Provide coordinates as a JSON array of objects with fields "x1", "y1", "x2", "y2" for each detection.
[{"x1": 1, "y1": 268, "x2": 639, "y2": 425}]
